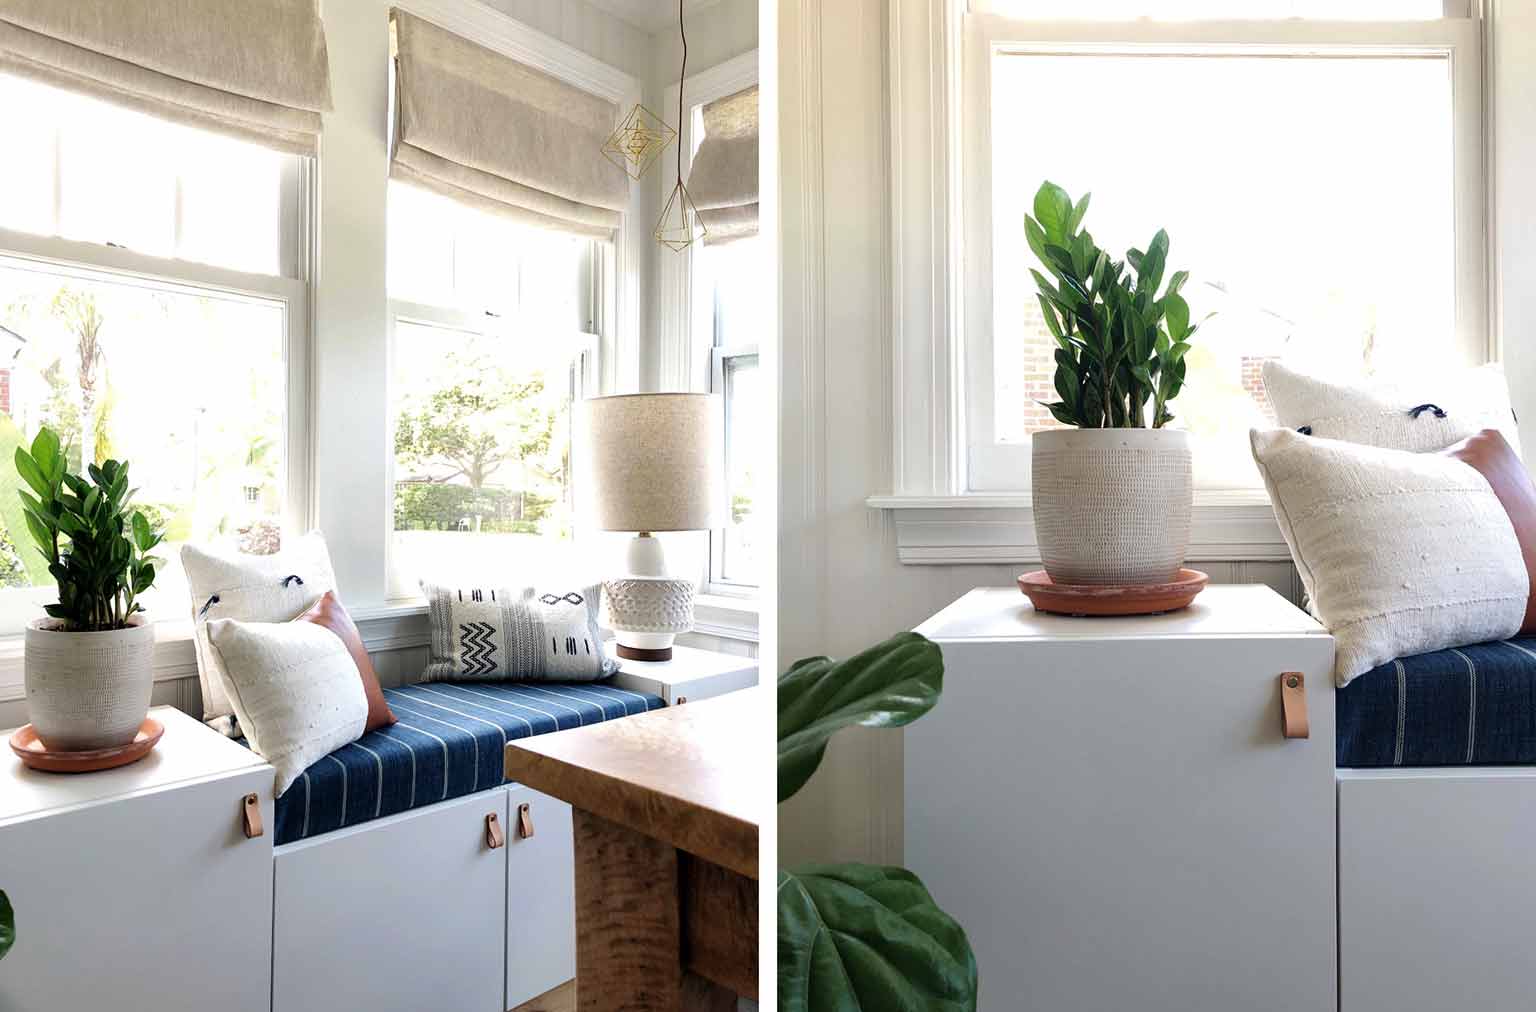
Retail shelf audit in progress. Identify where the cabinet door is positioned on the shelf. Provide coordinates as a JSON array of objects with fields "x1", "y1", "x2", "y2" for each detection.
[
  {"x1": 0, "y1": 768, "x2": 274, "y2": 1012},
  {"x1": 1339, "y1": 770, "x2": 1536, "y2": 1012},
  {"x1": 504, "y1": 785, "x2": 576, "y2": 1009},
  {"x1": 273, "y1": 791, "x2": 507, "y2": 1012},
  {"x1": 906, "y1": 635, "x2": 1337, "y2": 1012}
]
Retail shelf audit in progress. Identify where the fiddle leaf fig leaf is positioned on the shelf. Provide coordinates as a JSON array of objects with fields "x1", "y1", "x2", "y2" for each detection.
[
  {"x1": 778, "y1": 864, "x2": 978, "y2": 1012},
  {"x1": 778, "y1": 632, "x2": 943, "y2": 803},
  {"x1": 0, "y1": 888, "x2": 13, "y2": 962}
]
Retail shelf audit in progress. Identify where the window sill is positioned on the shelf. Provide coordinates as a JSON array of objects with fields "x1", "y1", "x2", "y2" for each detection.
[
  {"x1": 692, "y1": 593, "x2": 760, "y2": 644},
  {"x1": 866, "y1": 492, "x2": 1289, "y2": 566},
  {"x1": 0, "y1": 605, "x2": 435, "y2": 706}
]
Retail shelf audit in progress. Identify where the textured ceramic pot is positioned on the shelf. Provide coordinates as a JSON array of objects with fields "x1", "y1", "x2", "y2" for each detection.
[
  {"x1": 1032, "y1": 428, "x2": 1193, "y2": 585},
  {"x1": 24, "y1": 616, "x2": 155, "y2": 750}
]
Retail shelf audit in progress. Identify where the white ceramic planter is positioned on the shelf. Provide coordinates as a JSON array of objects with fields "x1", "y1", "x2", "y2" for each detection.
[
  {"x1": 1031, "y1": 428, "x2": 1193, "y2": 585},
  {"x1": 24, "y1": 616, "x2": 155, "y2": 750}
]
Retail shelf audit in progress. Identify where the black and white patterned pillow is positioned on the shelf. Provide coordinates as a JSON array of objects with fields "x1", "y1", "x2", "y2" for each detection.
[{"x1": 422, "y1": 583, "x2": 617, "y2": 682}]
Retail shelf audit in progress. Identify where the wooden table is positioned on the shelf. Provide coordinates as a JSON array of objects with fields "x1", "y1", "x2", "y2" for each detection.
[{"x1": 504, "y1": 688, "x2": 762, "y2": 1011}]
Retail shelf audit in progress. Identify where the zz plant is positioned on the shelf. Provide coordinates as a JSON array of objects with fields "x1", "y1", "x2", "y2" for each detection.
[
  {"x1": 778, "y1": 632, "x2": 979, "y2": 1011},
  {"x1": 1027, "y1": 181, "x2": 1202, "y2": 429},
  {"x1": 14, "y1": 428, "x2": 164, "y2": 631}
]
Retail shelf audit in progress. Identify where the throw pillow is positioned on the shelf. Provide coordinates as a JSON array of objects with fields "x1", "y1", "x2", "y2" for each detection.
[
  {"x1": 295, "y1": 591, "x2": 396, "y2": 732},
  {"x1": 1444, "y1": 429, "x2": 1536, "y2": 634},
  {"x1": 1251, "y1": 427, "x2": 1527, "y2": 685},
  {"x1": 182, "y1": 531, "x2": 338, "y2": 730},
  {"x1": 423, "y1": 582, "x2": 617, "y2": 682},
  {"x1": 1261, "y1": 360, "x2": 1522, "y2": 456},
  {"x1": 206, "y1": 618, "x2": 368, "y2": 797}
]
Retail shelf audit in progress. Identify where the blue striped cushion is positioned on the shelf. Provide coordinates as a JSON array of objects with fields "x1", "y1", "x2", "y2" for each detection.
[
  {"x1": 266, "y1": 680, "x2": 664, "y2": 844},
  {"x1": 1337, "y1": 637, "x2": 1536, "y2": 768}
]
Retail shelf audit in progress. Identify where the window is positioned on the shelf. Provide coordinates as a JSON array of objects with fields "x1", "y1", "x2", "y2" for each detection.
[
  {"x1": 387, "y1": 182, "x2": 598, "y2": 594},
  {"x1": 0, "y1": 71, "x2": 308, "y2": 636},
  {"x1": 702, "y1": 237, "x2": 765, "y2": 590},
  {"x1": 962, "y1": 8, "x2": 1482, "y2": 492}
]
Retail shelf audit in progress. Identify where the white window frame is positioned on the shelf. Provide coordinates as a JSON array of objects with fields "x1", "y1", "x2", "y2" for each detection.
[
  {"x1": 0, "y1": 211, "x2": 312, "y2": 697},
  {"x1": 709, "y1": 342, "x2": 760, "y2": 595},
  {"x1": 872, "y1": 0, "x2": 1489, "y2": 564},
  {"x1": 656, "y1": 49, "x2": 762, "y2": 597},
  {"x1": 384, "y1": 291, "x2": 599, "y2": 602}
]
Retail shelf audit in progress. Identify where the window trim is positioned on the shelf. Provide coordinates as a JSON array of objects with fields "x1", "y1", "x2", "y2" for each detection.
[{"x1": 874, "y1": 0, "x2": 1493, "y2": 561}]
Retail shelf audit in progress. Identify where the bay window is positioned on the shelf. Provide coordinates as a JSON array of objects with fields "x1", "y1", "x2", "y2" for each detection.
[
  {"x1": 0, "y1": 70, "x2": 308, "y2": 635},
  {"x1": 387, "y1": 181, "x2": 599, "y2": 595}
]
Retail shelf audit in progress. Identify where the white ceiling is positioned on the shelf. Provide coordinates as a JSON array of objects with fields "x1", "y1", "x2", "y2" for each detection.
[{"x1": 583, "y1": 0, "x2": 723, "y2": 33}]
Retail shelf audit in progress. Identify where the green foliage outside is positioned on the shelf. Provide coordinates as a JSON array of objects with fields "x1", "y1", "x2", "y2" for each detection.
[
  {"x1": 0, "y1": 412, "x2": 52, "y2": 587},
  {"x1": 393, "y1": 483, "x2": 553, "y2": 533},
  {"x1": 1027, "y1": 181, "x2": 1204, "y2": 429},
  {"x1": 777, "y1": 632, "x2": 979, "y2": 1011},
  {"x1": 14, "y1": 427, "x2": 166, "y2": 631}
]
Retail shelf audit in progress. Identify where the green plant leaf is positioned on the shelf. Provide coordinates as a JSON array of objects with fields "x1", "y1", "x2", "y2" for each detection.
[
  {"x1": 0, "y1": 888, "x2": 12, "y2": 961},
  {"x1": 1067, "y1": 191, "x2": 1092, "y2": 233},
  {"x1": 1024, "y1": 215, "x2": 1049, "y2": 265},
  {"x1": 778, "y1": 864, "x2": 977, "y2": 1012},
  {"x1": 1164, "y1": 294, "x2": 1190, "y2": 341},
  {"x1": 1032, "y1": 181, "x2": 1073, "y2": 241},
  {"x1": 778, "y1": 631, "x2": 943, "y2": 803},
  {"x1": 13, "y1": 448, "x2": 49, "y2": 498}
]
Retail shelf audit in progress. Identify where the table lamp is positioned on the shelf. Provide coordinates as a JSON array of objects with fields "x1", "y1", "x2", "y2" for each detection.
[{"x1": 578, "y1": 393, "x2": 724, "y2": 661}]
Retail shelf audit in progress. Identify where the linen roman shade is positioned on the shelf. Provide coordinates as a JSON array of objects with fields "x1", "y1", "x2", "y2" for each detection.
[
  {"x1": 390, "y1": 10, "x2": 630, "y2": 241},
  {"x1": 687, "y1": 85, "x2": 758, "y2": 244},
  {"x1": 0, "y1": 0, "x2": 332, "y2": 155}
]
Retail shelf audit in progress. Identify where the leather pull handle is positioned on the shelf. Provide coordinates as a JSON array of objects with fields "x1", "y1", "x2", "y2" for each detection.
[
  {"x1": 485, "y1": 812, "x2": 505, "y2": 850},
  {"x1": 241, "y1": 793, "x2": 263, "y2": 839},
  {"x1": 1280, "y1": 672, "x2": 1309, "y2": 740},
  {"x1": 517, "y1": 802, "x2": 534, "y2": 840},
  {"x1": 676, "y1": 695, "x2": 687, "y2": 705}
]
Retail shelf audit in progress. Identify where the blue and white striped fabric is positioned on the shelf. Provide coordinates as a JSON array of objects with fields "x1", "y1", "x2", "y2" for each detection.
[
  {"x1": 1337, "y1": 637, "x2": 1536, "y2": 768},
  {"x1": 259, "y1": 680, "x2": 664, "y2": 844}
]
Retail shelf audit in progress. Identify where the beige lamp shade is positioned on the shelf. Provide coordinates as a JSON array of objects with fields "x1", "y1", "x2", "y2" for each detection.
[{"x1": 579, "y1": 393, "x2": 725, "y2": 532}]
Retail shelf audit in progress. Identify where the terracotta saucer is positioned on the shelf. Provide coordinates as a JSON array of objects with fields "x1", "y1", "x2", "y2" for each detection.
[
  {"x1": 9, "y1": 717, "x2": 164, "y2": 773},
  {"x1": 1018, "y1": 568, "x2": 1210, "y2": 617}
]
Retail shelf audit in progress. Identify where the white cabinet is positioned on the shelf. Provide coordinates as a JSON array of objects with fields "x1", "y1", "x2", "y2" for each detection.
[
  {"x1": 272, "y1": 790, "x2": 509, "y2": 1012},
  {"x1": 909, "y1": 586, "x2": 1336, "y2": 1012},
  {"x1": 610, "y1": 644, "x2": 758, "y2": 705},
  {"x1": 0, "y1": 706, "x2": 274, "y2": 1012},
  {"x1": 1339, "y1": 769, "x2": 1536, "y2": 1012},
  {"x1": 503, "y1": 785, "x2": 575, "y2": 1008}
]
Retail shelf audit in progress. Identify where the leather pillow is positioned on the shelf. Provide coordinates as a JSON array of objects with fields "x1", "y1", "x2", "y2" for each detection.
[
  {"x1": 295, "y1": 591, "x2": 396, "y2": 732},
  {"x1": 1445, "y1": 429, "x2": 1536, "y2": 634}
]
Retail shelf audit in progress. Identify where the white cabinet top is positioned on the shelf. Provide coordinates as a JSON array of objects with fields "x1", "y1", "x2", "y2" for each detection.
[
  {"x1": 0, "y1": 705, "x2": 271, "y2": 826},
  {"x1": 615, "y1": 644, "x2": 757, "y2": 686},
  {"x1": 917, "y1": 584, "x2": 1327, "y2": 642}
]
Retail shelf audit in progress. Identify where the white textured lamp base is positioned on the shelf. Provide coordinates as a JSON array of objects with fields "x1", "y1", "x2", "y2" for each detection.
[{"x1": 603, "y1": 577, "x2": 696, "y2": 662}]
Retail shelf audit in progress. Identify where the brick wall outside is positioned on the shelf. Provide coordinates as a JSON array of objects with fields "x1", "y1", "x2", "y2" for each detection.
[{"x1": 0, "y1": 369, "x2": 11, "y2": 418}]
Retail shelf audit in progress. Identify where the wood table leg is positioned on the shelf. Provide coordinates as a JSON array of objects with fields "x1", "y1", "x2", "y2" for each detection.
[
  {"x1": 574, "y1": 809, "x2": 680, "y2": 1011},
  {"x1": 681, "y1": 855, "x2": 758, "y2": 999}
]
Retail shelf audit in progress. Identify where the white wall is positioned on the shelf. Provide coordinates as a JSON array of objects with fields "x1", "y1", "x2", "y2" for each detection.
[{"x1": 775, "y1": 0, "x2": 1513, "y2": 866}]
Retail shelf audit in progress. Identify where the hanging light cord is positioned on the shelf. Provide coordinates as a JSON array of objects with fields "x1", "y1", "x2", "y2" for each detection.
[{"x1": 676, "y1": 0, "x2": 687, "y2": 184}]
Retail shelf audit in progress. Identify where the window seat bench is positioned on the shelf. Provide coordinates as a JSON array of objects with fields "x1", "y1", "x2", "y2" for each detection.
[
  {"x1": 242, "y1": 680, "x2": 664, "y2": 844},
  {"x1": 1336, "y1": 636, "x2": 1536, "y2": 768}
]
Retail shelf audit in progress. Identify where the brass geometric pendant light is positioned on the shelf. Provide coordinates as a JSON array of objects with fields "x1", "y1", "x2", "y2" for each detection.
[
  {"x1": 602, "y1": 104, "x2": 675, "y2": 180},
  {"x1": 654, "y1": 0, "x2": 705, "y2": 252}
]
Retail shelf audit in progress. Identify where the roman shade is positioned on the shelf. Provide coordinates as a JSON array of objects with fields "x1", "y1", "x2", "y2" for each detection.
[
  {"x1": 0, "y1": 0, "x2": 332, "y2": 155},
  {"x1": 687, "y1": 85, "x2": 758, "y2": 244},
  {"x1": 390, "y1": 10, "x2": 630, "y2": 241}
]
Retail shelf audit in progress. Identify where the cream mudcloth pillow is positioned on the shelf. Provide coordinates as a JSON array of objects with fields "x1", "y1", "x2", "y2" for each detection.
[
  {"x1": 1251, "y1": 427, "x2": 1527, "y2": 685},
  {"x1": 1261, "y1": 360, "x2": 1522, "y2": 456},
  {"x1": 207, "y1": 618, "x2": 368, "y2": 796},
  {"x1": 182, "y1": 532, "x2": 338, "y2": 729}
]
